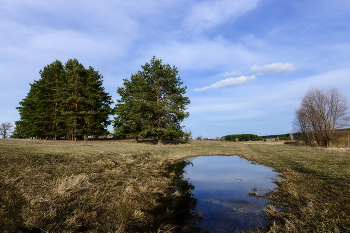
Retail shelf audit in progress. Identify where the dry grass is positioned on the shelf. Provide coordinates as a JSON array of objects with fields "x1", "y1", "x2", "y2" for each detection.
[
  {"x1": 0, "y1": 139, "x2": 235, "y2": 232},
  {"x1": 1, "y1": 139, "x2": 350, "y2": 232},
  {"x1": 237, "y1": 143, "x2": 350, "y2": 232}
]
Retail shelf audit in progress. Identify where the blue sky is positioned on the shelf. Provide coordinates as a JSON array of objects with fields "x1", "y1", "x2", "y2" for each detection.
[{"x1": 1, "y1": 0, "x2": 350, "y2": 139}]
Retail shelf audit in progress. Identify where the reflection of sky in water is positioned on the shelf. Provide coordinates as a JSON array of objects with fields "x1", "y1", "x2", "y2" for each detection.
[{"x1": 184, "y1": 156, "x2": 281, "y2": 232}]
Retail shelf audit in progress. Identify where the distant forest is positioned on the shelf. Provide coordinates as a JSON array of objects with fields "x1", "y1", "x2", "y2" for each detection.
[
  {"x1": 224, "y1": 134, "x2": 263, "y2": 141},
  {"x1": 260, "y1": 134, "x2": 292, "y2": 140},
  {"x1": 224, "y1": 133, "x2": 304, "y2": 141}
]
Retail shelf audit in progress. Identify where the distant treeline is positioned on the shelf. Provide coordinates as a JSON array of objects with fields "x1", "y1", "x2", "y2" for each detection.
[
  {"x1": 225, "y1": 130, "x2": 350, "y2": 142},
  {"x1": 260, "y1": 133, "x2": 305, "y2": 140},
  {"x1": 224, "y1": 134, "x2": 263, "y2": 141},
  {"x1": 260, "y1": 134, "x2": 290, "y2": 139}
]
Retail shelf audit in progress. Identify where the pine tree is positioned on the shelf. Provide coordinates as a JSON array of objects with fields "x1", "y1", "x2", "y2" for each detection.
[
  {"x1": 15, "y1": 82, "x2": 40, "y2": 138},
  {"x1": 114, "y1": 72, "x2": 150, "y2": 142},
  {"x1": 38, "y1": 60, "x2": 65, "y2": 139},
  {"x1": 14, "y1": 60, "x2": 66, "y2": 139},
  {"x1": 81, "y1": 65, "x2": 113, "y2": 139},
  {"x1": 58, "y1": 59, "x2": 87, "y2": 140},
  {"x1": 114, "y1": 56, "x2": 190, "y2": 143},
  {"x1": 56, "y1": 59, "x2": 113, "y2": 140}
]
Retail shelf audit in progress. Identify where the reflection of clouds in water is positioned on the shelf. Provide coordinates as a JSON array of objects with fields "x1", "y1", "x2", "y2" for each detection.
[
  {"x1": 183, "y1": 156, "x2": 280, "y2": 232},
  {"x1": 184, "y1": 156, "x2": 279, "y2": 186},
  {"x1": 202, "y1": 198, "x2": 265, "y2": 214}
]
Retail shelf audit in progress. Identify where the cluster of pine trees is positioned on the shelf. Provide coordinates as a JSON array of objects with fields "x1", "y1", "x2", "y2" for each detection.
[
  {"x1": 13, "y1": 57, "x2": 190, "y2": 142},
  {"x1": 13, "y1": 59, "x2": 113, "y2": 140},
  {"x1": 224, "y1": 134, "x2": 263, "y2": 141}
]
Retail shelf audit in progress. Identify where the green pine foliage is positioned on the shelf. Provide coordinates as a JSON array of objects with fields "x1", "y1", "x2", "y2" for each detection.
[
  {"x1": 113, "y1": 56, "x2": 190, "y2": 143},
  {"x1": 224, "y1": 134, "x2": 263, "y2": 141},
  {"x1": 13, "y1": 59, "x2": 113, "y2": 140},
  {"x1": 14, "y1": 61, "x2": 65, "y2": 139},
  {"x1": 14, "y1": 82, "x2": 42, "y2": 138}
]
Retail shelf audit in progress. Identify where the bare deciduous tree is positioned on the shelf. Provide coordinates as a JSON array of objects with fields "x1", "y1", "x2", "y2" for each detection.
[
  {"x1": 0, "y1": 122, "x2": 13, "y2": 138},
  {"x1": 293, "y1": 87, "x2": 350, "y2": 147}
]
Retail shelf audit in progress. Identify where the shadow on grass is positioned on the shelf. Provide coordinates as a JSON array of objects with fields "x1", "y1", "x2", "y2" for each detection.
[
  {"x1": 138, "y1": 139, "x2": 190, "y2": 145},
  {"x1": 0, "y1": 181, "x2": 26, "y2": 232},
  {"x1": 85, "y1": 137, "x2": 190, "y2": 145}
]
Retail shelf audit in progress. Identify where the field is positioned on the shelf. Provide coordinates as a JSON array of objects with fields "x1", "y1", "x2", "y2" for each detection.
[{"x1": 1, "y1": 139, "x2": 350, "y2": 232}]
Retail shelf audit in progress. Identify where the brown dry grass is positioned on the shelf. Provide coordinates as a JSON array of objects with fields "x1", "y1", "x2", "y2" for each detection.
[
  {"x1": 237, "y1": 143, "x2": 350, "y2": 232},
  {"x1": 1, "y1": 139, "x2": 350, "y2": 232}
]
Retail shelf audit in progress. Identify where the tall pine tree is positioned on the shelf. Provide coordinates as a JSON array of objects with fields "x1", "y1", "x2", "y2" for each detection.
[
  {"x1": 114, "y1": 56, "x2": 190, "y2": 143},
  {"x1": 113, "y1": 72, "x2": 150, "y2": 142},
  {"x1": 38, "y1": 60, "x2": 65, "y2": 139},
  {"x1": 15, "y1": 60, "x2": 65, "y2": 139},
  {"x1": 15, "y1": 81, "x2": 41, "y2": 138}
]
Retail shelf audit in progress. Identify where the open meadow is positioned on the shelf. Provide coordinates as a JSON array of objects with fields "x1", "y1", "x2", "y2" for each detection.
[{"x1": 1, "y1": 139, "x2": 350, "y2": 232}]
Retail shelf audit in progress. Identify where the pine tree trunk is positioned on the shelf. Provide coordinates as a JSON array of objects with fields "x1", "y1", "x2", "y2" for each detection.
[{"x1": 157, "y1": 137, "x2": 162, "y2": 145}]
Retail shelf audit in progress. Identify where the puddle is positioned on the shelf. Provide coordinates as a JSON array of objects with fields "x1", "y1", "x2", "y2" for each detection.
[{"x1": 181, "y1": 155, "x2": 281, "y2": 232}]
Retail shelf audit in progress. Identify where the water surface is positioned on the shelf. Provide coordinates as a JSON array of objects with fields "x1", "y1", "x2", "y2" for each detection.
[{"x1": 183, "y1": 156, "x2": 280, "y2": 232}]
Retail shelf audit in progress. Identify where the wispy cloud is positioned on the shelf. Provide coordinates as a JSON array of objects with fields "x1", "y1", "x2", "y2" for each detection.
[
  {"x1": 221, "y1": 71, "x2": 241, "y2": 76},
  {"x1": 184, "y1": 0, "x2": 259, "y2": 32},
  {"x1": 195, "y1": 75, "x2": 255, "y2": 91},
  {"x1": 302, "y1": 56, "x2": 316, "y2": 61},
  {"x1": 250, "y1": 63, "x2": 298, "y2": 75},
  {"x1": 142, "y1": 37, "x2": 262, "y2": 71}
]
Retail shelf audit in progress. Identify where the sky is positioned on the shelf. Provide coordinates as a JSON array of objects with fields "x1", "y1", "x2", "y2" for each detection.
[{"x1": 1, "y1": 0, "x2": 350, "y2": 139}]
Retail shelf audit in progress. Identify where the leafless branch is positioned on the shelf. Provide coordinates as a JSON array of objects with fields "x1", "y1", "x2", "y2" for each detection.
[{"x1": 0, "y1": 122, "x2": 13, "y2": 138}]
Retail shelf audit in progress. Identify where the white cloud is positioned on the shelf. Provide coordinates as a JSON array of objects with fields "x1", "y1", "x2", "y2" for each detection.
[
  {"x1": 195, "y1": 75, "x2": 255, "y2": 91},
  {"x1": 184, "y1": 0, "x2": 259, "y2": 32},
  {"x1": 282, "y1": 67, "x2": 350, "y2": 96},
  {"x1": 250, "y1": 63, "x2": 298, "y2": 75},
  {"x1": 142, "y1": 37, "x2": 264, "y2": 71}
]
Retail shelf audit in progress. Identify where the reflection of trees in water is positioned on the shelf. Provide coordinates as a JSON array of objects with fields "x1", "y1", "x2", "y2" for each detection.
[
  {"x1": 166, "y1": 160, "x2": 198, "y2": 225},
  {"x1": 150, "y1": 160, "x2": 202, "y2": 232}
]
